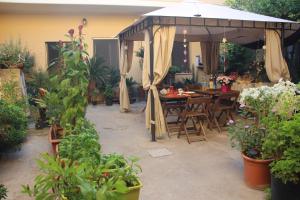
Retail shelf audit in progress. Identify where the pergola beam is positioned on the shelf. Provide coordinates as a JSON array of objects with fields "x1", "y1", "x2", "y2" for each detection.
[{"x1": 119, "y1": 16, "x2": 299, "y2": 40}]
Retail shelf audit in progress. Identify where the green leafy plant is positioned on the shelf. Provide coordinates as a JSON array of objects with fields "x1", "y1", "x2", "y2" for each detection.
[
  {"x1": 228, "y1": 121, "x2": 267, "y2": 159},
  {"x1": 22, "y1": 153, "x2": 141, "y2": 200},
  {"x1": 0, "y1": 99, "x2": 27, "y2": 152},
  {"x1": 0, "y1": 40, "x2": 34, "y2": 71},
  {"x1": 183, "y1": 77, "x2": 196, "y2": 85},
  {"x1": 41, "y1": 25, "x2": 90, "y2": 129},
  {"x1": 25, "y1": 70, "x2": 51, "y2": 103},
  {"x1": 88, "y1": 56, "x2": 109, "y2": 92},
  {"x1": 263, "y1": 113, "x2": 300, "y2": 184},
  {"x1": 59, "y1": 119, "x2": 101, "y2": 164},
  {"x1": 0, "y1": 81, "x2": 25, "y2": 108},
  {"x1": 104, "y1": 84, "x2": 113, "y2": 98},
  {"x1": 0, "y1": 184, "x2": 7, "y2": 200},
  {"x1": 168, "y1": 65, "x2": 181, "y2": 74}
]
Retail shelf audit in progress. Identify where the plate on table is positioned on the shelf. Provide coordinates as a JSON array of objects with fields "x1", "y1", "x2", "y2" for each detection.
[{"x1": 183, "y1": 91, "x2": 195, "y2": 94}]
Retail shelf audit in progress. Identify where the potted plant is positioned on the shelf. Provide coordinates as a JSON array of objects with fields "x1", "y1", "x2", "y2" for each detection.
[
  {"x1": 87, "y1": 56, "x2": 108, "y2": 103},
  {"x1": 104, "y1": 84, "x2": 114, "y2": 106},
  {"x1": 23, "y1": 119, "x2": 142, "y2": 200},
  {"x1": 228, "y1": 121, "x2": 273, "y2": 189},
  {"x1": 235, "y1": 79, "x2": 299, "y2": 190},
  {"x1": 91, "y1": 88, "x2": 101, "y2": 105},
  {"x1": 216, "y1": 74, "x2": 237, "y2": 92},
  {"x1": 262, "y1": 114, "x2": 300, "y2": 200},
  {"x1": 0, "y1": 81, "x2": 27, "y2": 153},
  {"x1": 165, "y1": 65, "x2": 181, "y2": 85},
  {"x1": 126, "y1": 77, "x2": 137, "y2": 104}
]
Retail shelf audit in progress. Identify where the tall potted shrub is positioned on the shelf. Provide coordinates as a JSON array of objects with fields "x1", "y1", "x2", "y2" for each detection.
[
  {"x1": 45, "y1": 25, "x2": 89, "y2": 153},
  {"x1": 104, "y1": 84, "x2": 113, "y2": 106}
]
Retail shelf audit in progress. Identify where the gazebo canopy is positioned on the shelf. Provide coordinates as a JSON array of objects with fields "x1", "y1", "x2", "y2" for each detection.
[
  {"x1": 119, "y1": 1, "x2": 299, "y2": 45},
  {"x1": 117, "y1": 0, "x2": 300, "y2": 141}
]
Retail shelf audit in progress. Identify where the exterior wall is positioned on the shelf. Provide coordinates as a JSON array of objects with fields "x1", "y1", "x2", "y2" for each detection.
[
  {"x1": 0, "y1": 0, "x2": 225, "y2": 83},
  {"x1": 0, "y1": 13, "x2": 137, "y2": 71}
]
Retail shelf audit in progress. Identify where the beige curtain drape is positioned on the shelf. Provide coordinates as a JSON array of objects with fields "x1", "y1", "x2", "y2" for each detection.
[
  {"x1": 200, "y1": 41, "x2": 219, "y2": 74},
  {"x1": 119, "y1": 40, "x2": 133, "y2": 112},
  {"x1": 143, "y1": 25, "x2": 176, "y2": 138},
  {"x1": 265, "y1": 29, "x2": 290, "y2": 82}
]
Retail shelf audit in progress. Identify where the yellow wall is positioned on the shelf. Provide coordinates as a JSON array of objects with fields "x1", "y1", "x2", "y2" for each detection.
[{"x1": 0, "y1": 13, "x2": 137, "y2": 71}]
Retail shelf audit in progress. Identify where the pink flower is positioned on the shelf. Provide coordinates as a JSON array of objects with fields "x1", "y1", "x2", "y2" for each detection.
[{"x1": 68, "y1": 29, "x2": 74, "y2": 37}]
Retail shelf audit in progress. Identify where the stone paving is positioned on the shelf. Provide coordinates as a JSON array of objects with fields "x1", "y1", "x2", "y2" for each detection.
[{"x1": 0, "y1": 103, "x2": 264, "y2": 200}]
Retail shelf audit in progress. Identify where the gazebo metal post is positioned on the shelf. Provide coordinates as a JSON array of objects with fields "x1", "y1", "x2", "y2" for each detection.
[
  {"x1": 281, "y1": 23, "x2": 286, "y2": 58},
  {"x1": 149, "y1": 26, "x2": 156, "y2": 142}
]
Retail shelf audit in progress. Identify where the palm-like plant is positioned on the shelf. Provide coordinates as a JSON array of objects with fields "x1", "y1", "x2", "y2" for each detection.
[{"x1": 87, "y1": 56, "x2": 109, "y2": 91}]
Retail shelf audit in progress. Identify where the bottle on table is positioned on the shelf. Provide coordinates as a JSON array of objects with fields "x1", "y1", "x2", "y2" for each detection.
[{"x1": 209, "y1": 74, "x2": 214, "y2": 89}]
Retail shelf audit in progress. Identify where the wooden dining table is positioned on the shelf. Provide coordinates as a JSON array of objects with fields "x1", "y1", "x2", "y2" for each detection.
[
  {"x1": 192, "y1": 88, "x2": 239, "y2": 97},
  {"x1": 159, "y1": 91, "x2": 203, "y2": 101}
]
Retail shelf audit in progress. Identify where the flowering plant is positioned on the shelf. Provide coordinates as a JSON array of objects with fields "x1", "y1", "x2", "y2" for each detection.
[
  {"x1": 239, "y1": 79, "x2": 299, "y2": 120},
  {"x1": 228, "y1": 121, "x2": 267, "y2": 159},
  {"x1": 216, "y1": 75, "x2": 237, "y2": 85}
]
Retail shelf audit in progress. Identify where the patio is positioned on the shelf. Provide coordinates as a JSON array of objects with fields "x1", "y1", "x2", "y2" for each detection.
[{"x1": 0, "y1": 103, "x2": 264, "y2": 200}]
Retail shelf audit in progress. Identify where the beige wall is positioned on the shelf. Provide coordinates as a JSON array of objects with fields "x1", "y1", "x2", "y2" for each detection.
[
  {"x1": 0, "y1": 13, "x2": 137, "y2": 70},
  {"x1": 0, "y1": 0, "x2": 224, "y2": 83}
]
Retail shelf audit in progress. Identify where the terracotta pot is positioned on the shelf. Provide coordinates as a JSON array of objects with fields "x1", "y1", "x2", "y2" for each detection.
[
  {"x1": 242, "y1": 153, "x2": 272, "y2": 190},
  {"x1": 48, "y1": 125, "x2": 62, "y2": 155}
]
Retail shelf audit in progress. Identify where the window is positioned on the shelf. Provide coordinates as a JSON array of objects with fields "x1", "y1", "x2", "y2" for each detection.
[
  {"x1": 46, "y1": 42, "x2": 60, "y2": 66},
  {"x1": 93, "y1": 39, "x2": 119, "y2": 67},
  {"x1": 46, "y1": 41, "x2": 71, "y2": 65}
]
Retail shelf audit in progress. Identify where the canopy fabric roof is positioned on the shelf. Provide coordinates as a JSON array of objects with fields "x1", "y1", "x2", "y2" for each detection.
[
  {"x1": 118, "y1": 1, "x2": 300, "y2": 45},
  {"x1": 145, "y1": 1, "x2": 295, "y2": 23}
]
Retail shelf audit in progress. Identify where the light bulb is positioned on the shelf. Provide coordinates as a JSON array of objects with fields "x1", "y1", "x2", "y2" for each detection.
[
  {"x1": 222, "y1": 37, "x2": 227, "y2": 43},
  {"x1": 183, "y1": 29, "x2": 187, "y2": 34}
]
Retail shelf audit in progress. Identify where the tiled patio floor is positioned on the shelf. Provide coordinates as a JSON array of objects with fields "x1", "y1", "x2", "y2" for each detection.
[{"x1": 0, "y1": 102, "x2": 265, "y2": 200}]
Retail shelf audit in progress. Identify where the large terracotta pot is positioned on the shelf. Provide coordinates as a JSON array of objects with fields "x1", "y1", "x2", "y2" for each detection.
[{"x1": 242, "y1": 153, "x2": 273, "y2": 190}]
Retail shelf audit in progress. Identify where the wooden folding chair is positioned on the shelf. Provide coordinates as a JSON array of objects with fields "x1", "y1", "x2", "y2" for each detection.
[
  {"x1": 178, "y1": 96, "x2": 212, "y2": 144},
  {"x1": 211, "y1": 91, "x2": 240, "y2": 133},
  {"x1": 162, "y1": 100, "x2": 186, "y2": 137}
]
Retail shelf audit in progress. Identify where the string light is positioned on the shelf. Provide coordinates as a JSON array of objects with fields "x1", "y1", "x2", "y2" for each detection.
[{"x1": 183, "y1": 29, "x2": 188, "y2": 70}]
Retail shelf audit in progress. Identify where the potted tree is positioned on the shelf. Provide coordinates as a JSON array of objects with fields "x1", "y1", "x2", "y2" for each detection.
[{"x1": 104, "y1": 84, "x2": 114, "y2": 106}]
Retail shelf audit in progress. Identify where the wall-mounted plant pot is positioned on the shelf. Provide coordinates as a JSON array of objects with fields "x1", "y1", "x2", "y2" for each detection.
[
  {"x1": 271, "y1": 174, "x2": 300, "y2": 200},
  {"x1": 48, "y1": 125, "x2": 63, "y2": 155},
  {"x1": 119, "y1": 179, "x2": 142, "y2": 200},
  {"x1": 242, "y1": 153, "x2": 273, "y2": 190}
]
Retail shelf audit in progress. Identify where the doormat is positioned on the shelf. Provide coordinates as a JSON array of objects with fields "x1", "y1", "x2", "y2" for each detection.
[{"x1": 148, "y1": 148, "x2": 172, "y2": 158}]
